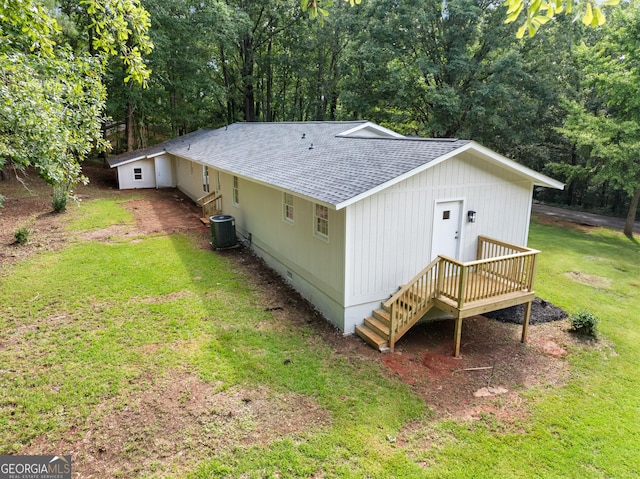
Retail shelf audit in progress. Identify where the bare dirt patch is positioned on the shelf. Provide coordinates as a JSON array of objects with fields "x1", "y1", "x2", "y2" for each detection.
[
  {"x1": 21, "y1": 371, "x2": 330, "y2": 478},
  {"x1": 0, "y1": 165, "x2": 119, "y2": 265},
  {"x1": 122, "y1": 194, "x2": 206, "y2": 237},
  {"x1": 379, "y1": 317, "x2": 573, "y2": 421},
  {"x1": 532, "y1": 213, "x2": 598, "y2": 232},
  {"x1": 0, "y1": 165, "x2": 208, "y2": 265},
  {"x1": 565, "y1": 271, "x2": 612, "y2": 288}
]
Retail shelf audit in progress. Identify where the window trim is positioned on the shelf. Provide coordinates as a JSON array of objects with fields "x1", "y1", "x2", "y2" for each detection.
[
  {"x1": 314, "y1": 203, "x2": 329, "y2": 241},
  {"x1": 283, "y1": 192, "x2": 294, "y2": 224},
  {"x1": 133, "y1": 167, "x2": 143, "y2": 181}
]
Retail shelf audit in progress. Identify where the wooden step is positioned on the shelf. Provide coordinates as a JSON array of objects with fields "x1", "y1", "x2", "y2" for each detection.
[
  {"x1": 355, "y1": 324, "x2": 389, "y2": 352},
  {"x1": 372, "y1": 308, "x2": 390, "y2": 327},
  {"x1": 364, "y1": 316, "x2": 390, "y2": 339}
]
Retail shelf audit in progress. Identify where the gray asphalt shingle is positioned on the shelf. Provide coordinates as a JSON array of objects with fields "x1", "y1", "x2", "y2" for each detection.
[{"x1": 108, "y1": 122, "x2": 470, "y2": 207}]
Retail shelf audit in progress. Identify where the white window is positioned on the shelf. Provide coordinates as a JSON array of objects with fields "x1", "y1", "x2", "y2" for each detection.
[
  {"x1": 283, "y1": 193, "x2": 294, "y2": 223},
  {"x1": 314, "y1": 204, "x2": 329, "y2": 240},
  {"x1": 133, "y1": 167, "x2": 143, "y2": 181},
  {"x1": 233, "y1": 176, "x2": 240, "y2": 206},
  {"x1": 202, "y1": 166, "x2": 210, "y2": 193}
]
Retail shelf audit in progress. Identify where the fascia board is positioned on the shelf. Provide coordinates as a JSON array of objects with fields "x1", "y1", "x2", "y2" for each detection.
[{"x1": 467, "y1": 142, "x2": 565, "y2": 190}]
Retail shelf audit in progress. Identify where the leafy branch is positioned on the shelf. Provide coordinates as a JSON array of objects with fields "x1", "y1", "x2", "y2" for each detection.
[{"x1": 504, "y1": 0, "x2": 621, "y2": 38}]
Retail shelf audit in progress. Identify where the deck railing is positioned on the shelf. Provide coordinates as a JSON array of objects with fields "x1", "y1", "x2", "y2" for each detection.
[
  {"x1": 383, "y1": 257, "x2": 441, "y2": 349},
  {"x1": 197, "y1": 190, "x2": 222, "y2": 219},
  {"x1": 384, "y1": 236, "x2": 539, "y2": 349}
]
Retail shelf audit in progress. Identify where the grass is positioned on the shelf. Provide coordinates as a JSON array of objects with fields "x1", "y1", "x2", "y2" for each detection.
[
  {"x1": 64, "y1": 197, "x2": 137, "y2": 231},
  {"x1": 0, "y1": 198, "x2": 425, "y2": 476},
  {"x1": 408, "y1": 218, "x2": 640, "y2": 478},
  {"x1": 1, "y1": 200, "x2": 640, "y2": 477}
]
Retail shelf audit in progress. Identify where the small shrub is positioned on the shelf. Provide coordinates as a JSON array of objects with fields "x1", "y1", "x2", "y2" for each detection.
[
  {"x1": 14, "y1": 226, "x2": 33, "y2": 245},
  {"x1": 52, "y1": 185, "x2": 68, "y2": 213},
  {"x1": 570, "y1": 310, "x2": 600, "y2": 338}
]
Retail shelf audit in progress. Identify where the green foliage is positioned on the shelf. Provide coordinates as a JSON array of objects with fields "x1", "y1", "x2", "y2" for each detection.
[
  {"x1": 80, "y1": 0, "x2": 153, "y2": 85},
  {"x1": 504, "y1": 0, "x2": 620, "y2": 38},
  {"x1": 301, "y1": 0, "x2": 620, "y2": 36},
  {"x1": 570, "y1": 310, "x2": 600, "y2": 337},
  {"x1": 0, "y1": 0, "x2": 153, "y2": 201},
  {"x1": 555, "y1": 8, "x2": 640, "y2": 235},
  {"x1": 0, "y1": 50, "x2": 103, "y2": 187},
  {"x1": 52, "y1": 185, "x2": 69, "y2": 213},
  {"x1": 302, "y1": 0, "x2": 361, "y2": 25},
  {"x1": 13, "y1": 226, "x2": 33, "y2": 245}
]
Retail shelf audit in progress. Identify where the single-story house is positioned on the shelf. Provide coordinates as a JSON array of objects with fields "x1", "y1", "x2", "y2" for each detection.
[{"x1": 108, "y1": 121, "x2": 563, "y2": 352}]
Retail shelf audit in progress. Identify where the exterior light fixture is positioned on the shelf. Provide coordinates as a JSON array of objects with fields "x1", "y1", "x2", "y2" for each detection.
[{"x1": 467, "y1": 210, "x2": 477, "y2": 223}]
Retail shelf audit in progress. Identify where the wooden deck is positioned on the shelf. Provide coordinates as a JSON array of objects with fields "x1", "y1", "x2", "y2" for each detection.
[{"x1": 356, "y1": 236, "x2": 539, "y2": 356}]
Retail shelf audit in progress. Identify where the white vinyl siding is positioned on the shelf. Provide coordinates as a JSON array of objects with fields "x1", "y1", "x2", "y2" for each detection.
[
  {"x1": 221, "y1": 178, "x2": 346, "y2": 329},
  {"x1": 174, "y1": 158, "x2": 207, "y2": 202},
  {"x1": 344, "y1": 151, "x2": 533, "y2": 309},
  {"x1": 115, "y1": 158, "x2": 156, "y2": 189}
]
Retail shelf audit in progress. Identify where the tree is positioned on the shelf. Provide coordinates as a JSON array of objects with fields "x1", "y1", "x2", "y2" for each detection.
[
  {"x1": 0, "y1": 51, "x2": 107, "y2": 201},
  {"x1": 560, "y1": 105, "x2": 640, "y2": 236},
  {"x1": 503, "y1": 0, "x2": 621, "y2": 38},
  {"x1": 558, "y1": 6, "x2": 640, "y2": 236},
  {"x1": 338, "y1": 0, "x2": 569, "y2": 163},
  {"x1": 0, "y1": 0, "x2": 152, "y2": 208},
  {"x1": 301, "y1": 0, "x2": 620, "y2": 37}
]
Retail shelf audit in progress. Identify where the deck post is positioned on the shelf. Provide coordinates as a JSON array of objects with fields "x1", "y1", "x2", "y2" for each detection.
[
  {"x1": 454, "y1": 313, "x2": 463, "y2": 357},
  {"x1": 389, "y1": 303, "x2": 396, "y2": 352},
  {"x1": 521, "y1": 300, "x2": 532, "y2": 343}
]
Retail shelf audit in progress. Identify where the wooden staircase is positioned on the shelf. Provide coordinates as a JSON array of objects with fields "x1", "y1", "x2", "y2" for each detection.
[
  {"x1": 356, "y1": 236, "x2": 541, "y2": 357},
  {"x1": 197, "y1": 190, "x2": 222, "y2": 223},
  {"x1": 356, "y1": 307, "x2": 393, "y2": 352}
]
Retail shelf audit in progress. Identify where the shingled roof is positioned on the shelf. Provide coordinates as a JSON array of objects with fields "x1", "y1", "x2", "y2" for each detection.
[{"x1": 108, "y1": 121, "x2": 562, "y2": 208}]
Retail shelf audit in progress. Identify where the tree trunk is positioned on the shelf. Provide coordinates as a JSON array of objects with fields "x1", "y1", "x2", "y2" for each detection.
[
  {"x1": 126, "y1": 101, "x2": 135, "y2": 152},
  {"x1": 624, "y1": 188, "x2": 639, "y2": 237},
  {"x1": 241, "y1": 36, "x2": 256, "y2": 122},
  {"x1": 266, "y1": 40, "x2": 273, "y2": 122}
]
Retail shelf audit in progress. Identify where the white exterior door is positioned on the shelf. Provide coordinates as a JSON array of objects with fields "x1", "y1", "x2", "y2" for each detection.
[
  {"x1": 155, "y1": 155, "x2": 174, "y2": 188},
  {"x1": 431, "y1": 200, "x2": 463, "y2": 260}
]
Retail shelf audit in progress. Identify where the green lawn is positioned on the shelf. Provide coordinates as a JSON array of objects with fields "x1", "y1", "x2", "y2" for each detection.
[{"x1": 1, "y1": 199, "x2": 639, "y2": 478}]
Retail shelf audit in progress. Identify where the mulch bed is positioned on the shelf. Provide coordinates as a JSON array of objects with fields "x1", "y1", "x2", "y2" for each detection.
[{"x1": 484, "y1": 297, "x2": 568, "y2": 325}]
